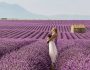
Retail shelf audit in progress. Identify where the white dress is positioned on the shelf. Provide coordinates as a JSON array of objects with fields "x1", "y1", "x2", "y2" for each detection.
[{"x1": 49, "y1": 39, "x2": 58, "y2": 64}]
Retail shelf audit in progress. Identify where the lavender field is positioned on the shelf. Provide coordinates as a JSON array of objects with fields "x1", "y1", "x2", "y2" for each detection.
[{"x1": 0, "y1": 20, "x2": 90, "y2": 70}]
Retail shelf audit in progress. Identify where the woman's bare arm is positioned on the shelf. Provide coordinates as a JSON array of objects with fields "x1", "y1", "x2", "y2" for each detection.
[{"x1": 48, "y1": 34, "x2": 57, "y2": 42}]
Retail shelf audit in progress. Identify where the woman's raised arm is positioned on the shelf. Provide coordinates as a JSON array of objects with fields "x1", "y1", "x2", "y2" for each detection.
[{"x1": 48, "y1": 33, "x2": 57, "y2": 42}]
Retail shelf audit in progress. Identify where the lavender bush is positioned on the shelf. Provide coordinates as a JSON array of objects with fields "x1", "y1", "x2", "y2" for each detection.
[{"x1": 0, "y1": 40, "x2": 51, "y2": 70}]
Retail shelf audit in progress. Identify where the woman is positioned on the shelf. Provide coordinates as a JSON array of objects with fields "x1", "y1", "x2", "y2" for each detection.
[{"x1": 47, "y1": 27, "x2": 58, "y2": 70}]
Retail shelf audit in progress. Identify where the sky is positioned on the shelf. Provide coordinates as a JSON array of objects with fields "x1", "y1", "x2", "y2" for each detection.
[{"x1": 0, "y1": 0, "x2": 90, "y2": 16}]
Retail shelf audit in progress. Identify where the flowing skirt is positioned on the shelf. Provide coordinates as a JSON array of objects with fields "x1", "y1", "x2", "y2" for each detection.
[{"x1": 49, "y1": 41, "x2": 58, "y2": 64}]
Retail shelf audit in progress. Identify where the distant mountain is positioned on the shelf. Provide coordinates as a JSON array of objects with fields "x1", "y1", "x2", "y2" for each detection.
[
  {"x1": 0, "y1": 2, "x2": 90, "y2": 20},
  {"x1": 0, "y1": 2, "x2": 47, "y2": 19}
]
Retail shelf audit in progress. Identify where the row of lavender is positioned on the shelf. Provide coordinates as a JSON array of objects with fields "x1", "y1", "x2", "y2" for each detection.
[
  {"x1": 0, "y1": 39, "x2": 51, "y2": 70},
  {"x1": 0, "y1": 20, "x2": 90, "y2": 26},
  {"x1": 0, "y1": 20, "x2": 90, "y2": 40},
  {"x1": 0, "y1": 38, "x2": 90, "y2": 70},
  {"x1": 56, "y1": 40, "x2": 90, "y2": 70},
  {"x1": 0, "y1": 29, "x2": 90, "y2": 39},
  {"x1": 0, "y1": 26, "x2": 89, "y2": 32}
]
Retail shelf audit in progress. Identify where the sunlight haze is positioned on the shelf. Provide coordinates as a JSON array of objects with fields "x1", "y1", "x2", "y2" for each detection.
[{"x1": 0, "y1": 0, "x2": 90, "y2": 16}]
